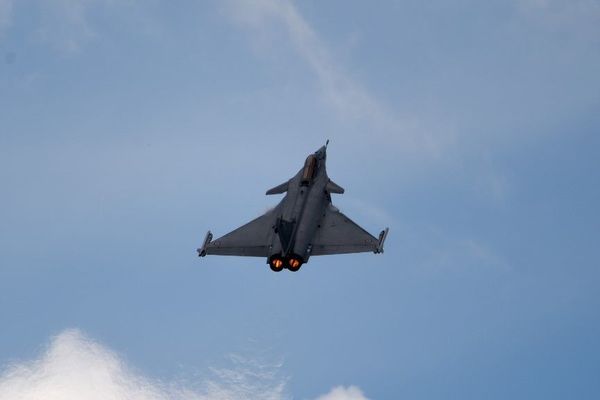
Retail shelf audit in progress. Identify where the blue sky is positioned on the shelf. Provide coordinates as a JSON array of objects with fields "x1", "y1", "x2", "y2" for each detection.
[{"x1": 0, "y1": 0, "x2": 599, "y2": 399}]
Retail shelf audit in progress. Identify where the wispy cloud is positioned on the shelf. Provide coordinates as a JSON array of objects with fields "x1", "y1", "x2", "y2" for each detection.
[
  {"x1": 224, "y1": 0, "x2": 387, "y2": 124},
  {"x1": 0, "y1": 329, "x2": 368, "y2": 400},
  {"x1": 223, "y1": 0, "x2": 449, "y2": 157}
]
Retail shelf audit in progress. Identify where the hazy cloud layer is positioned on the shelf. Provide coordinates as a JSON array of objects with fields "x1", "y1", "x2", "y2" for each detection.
[
  {"x1": 0, "y1": 330, "x2": 366, "y2": 400},
  {"x1": 35, "y1": 0, "x2": 117, "y2": 52},
  {"x1": 0, "y1": 0, "x2": 12, "y2": 39},
  {"x1": 1, "y1": 0, "x2": 141, "y2": 52},
  {"x1": 519, "y1": 0, "x2": 600, "y2": 21}
]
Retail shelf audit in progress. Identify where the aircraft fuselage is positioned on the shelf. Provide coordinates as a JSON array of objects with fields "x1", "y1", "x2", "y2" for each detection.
[{"x1": 273, "y1": 151, "x2": 330, "y2": 263}]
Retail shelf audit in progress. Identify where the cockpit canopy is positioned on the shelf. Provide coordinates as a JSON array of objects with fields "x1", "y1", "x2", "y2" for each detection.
[{"x1": 301, "y1": 155, "x2": 317, "y2": 185}]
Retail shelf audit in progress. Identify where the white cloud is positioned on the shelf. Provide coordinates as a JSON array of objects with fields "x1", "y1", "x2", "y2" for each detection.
[
  {"x1": 0, "y1": 329, "x2": 367, "y2": 400},
  {"x1": 314, "y1": 386, "x2": 369, "y2": 400},
  {"x1": 0, "y1": 329, "x2": 168, "y2": 400}
]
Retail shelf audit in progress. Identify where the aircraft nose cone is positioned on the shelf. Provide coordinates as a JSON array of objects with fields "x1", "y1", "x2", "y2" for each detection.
[{"x1": 315, "y1": 145, "x2": 327, "y2": 159}]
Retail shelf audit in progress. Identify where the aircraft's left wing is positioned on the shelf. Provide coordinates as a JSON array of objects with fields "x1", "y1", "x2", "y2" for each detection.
[
  {"x1": 198, "y1": 206, "x2": 279, "y2": 257},
  {"x1": 310, "y1": 206, "x2": 388, "y2": 256}
]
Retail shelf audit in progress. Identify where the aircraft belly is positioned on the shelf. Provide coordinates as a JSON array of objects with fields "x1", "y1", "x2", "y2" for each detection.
[{"x1": 292, "y1": 188, "x2": 327, "y2": 260}]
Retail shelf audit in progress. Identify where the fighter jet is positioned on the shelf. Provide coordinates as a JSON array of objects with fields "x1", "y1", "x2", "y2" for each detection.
[{"x1": 197, "y1": 142, "x2": 389, "y2": 272}]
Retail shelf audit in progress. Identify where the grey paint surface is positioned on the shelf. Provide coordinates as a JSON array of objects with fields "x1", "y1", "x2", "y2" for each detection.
[{"x1": 198, "y1": 145, "x2": 388, "y2": 270}]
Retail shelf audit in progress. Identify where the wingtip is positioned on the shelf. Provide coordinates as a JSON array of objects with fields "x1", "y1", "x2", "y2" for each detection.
[
  {"x1": 198, "y1": 230, "x2": 212, "y2": 257},
  {"x1": 375, "y1": 227, "x2": 389, "y2": 254}
]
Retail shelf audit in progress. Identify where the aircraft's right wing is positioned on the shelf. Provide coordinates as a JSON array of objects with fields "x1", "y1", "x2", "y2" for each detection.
[
  {"x1": 198, "y1": 206, "x2": 279, "y2": 257},
  {"x1": 311, "y1": 206, "x2": 388, "y2": 256}
]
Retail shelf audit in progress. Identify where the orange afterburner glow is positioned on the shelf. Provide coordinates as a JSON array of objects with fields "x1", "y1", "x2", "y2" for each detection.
[
  {"x1": 287, "y1": 256, "x2": 303, "y2": 272},
  {"x1": 269, "y1": 255, "x2": 302, "y2": 272},
  {"x1": 269, "y1": 256, "x2": 284, "y2": 272}
]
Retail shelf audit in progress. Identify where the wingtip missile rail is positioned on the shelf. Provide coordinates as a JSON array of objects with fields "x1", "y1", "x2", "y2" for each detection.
[
  {"x1": 375, "y1": 227, "x2": 389, "y2": 254},
  {"x1": 197, "y1": 230, "x2": 212, "y2": 257}
]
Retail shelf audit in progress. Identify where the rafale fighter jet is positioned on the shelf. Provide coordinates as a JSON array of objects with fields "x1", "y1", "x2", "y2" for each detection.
[{"x1": 197, "y1": 142, "x2": 389, "y2": 272}]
